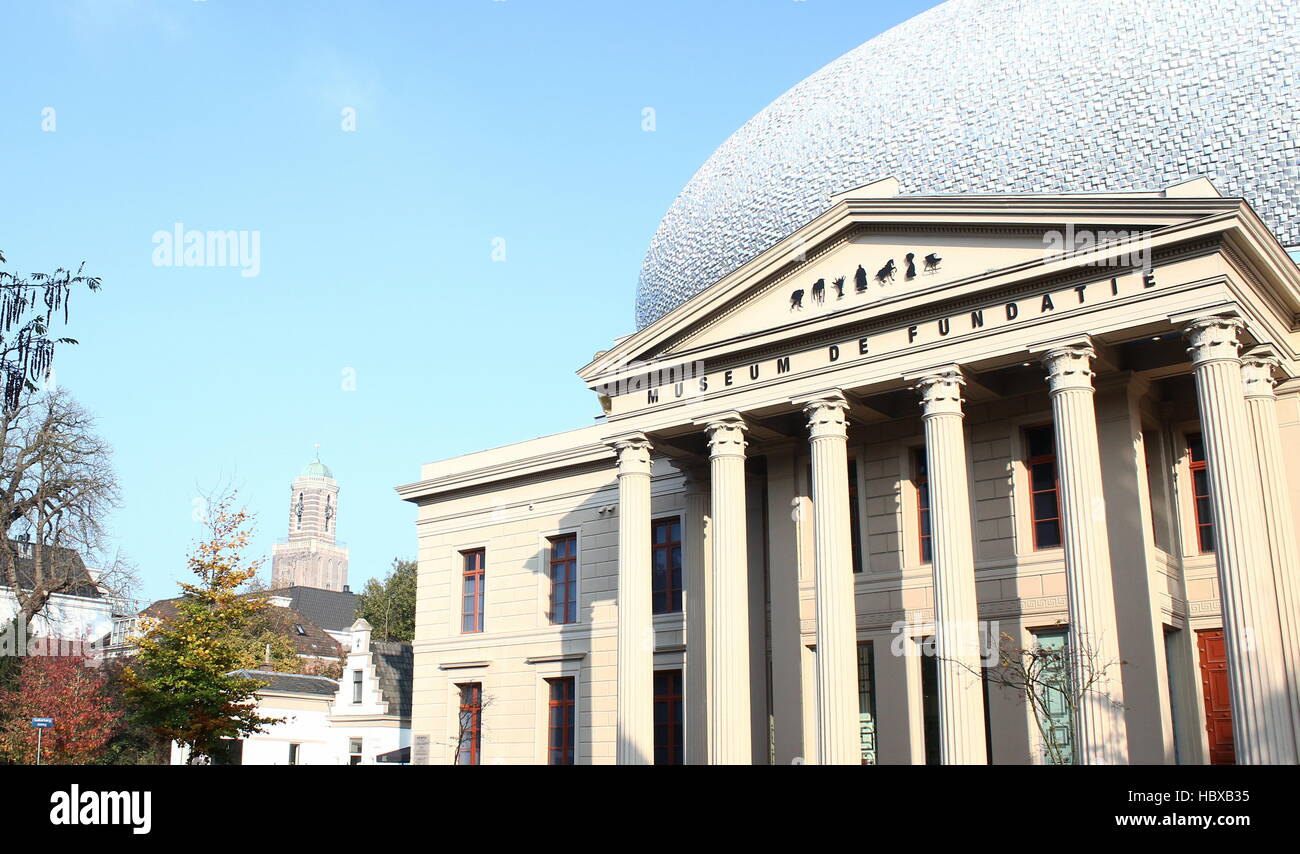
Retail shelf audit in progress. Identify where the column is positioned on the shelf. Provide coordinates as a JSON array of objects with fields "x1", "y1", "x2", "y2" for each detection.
[
  {"x1": 705, "y1": 414, "x2": 752, "y2": 763},
  {"x1": 682, "y1": 465, "x2": 712, "y2": 764},
  {"x1": 914, "y1": 368, "x2": 988, "y2": 764},
  {"x1": 612, "y1": 434, "x2": 654, "y2": 765},
  {"x1": 1041, "y1": 342, "x2": 1128, "y2": 764},
  {"x1": 1241, "y1": 349, "x2": 1300, "y2": 747},
  {"x1": 802, "y1": 394, "x2": 860, "y2": 765},
  {"x1": 1184, "y1": 314, "x2": 1296, "y2": 763}
]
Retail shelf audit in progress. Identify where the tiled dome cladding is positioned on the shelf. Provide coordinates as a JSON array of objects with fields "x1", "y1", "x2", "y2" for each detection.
[{"x1": 635, "y1": 0, "x2": 1300, "y2": 328}]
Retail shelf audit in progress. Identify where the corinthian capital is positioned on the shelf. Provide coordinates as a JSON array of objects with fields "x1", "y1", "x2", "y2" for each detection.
[
  {"x1": 1184, "y1": 314, "x2": 1245, "y2": 366},
  {"x1": 913, "y1": 367, "x2": 965, "y2": 418},
  {"x1": 1041, "y1": 345, "x2": 1096, "y2": 395},
  {"x1": 609, "y1": 433, "x2": 653, "y2": 475},
  {"x1": 1241, "y1": 348, "x2": 1280, "y2": 400},
  {"x1": 802, "y1": 393, "x2": 850, "y2": 440},
  {"x1": 704, "y1": 413, "x2": 748, "y2": 458}
]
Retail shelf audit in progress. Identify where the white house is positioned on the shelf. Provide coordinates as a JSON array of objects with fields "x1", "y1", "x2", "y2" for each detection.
[{"x1": 170, "y1": 618, "x2": 412, "y2": 765}]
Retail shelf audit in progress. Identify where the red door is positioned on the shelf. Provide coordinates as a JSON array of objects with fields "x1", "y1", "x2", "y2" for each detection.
[{"x1": 1196, "y1": 629, "x2": 1235, "y2": 765}]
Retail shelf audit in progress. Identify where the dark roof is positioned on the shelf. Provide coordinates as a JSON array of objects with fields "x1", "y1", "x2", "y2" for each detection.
[
  {"x1": 142, "y1": 597, "x2": 343, "y2": 660},
  {"x1": 375, "y1": 745, "x2": 410, "y2": 764},
  {"x1": 372, "y1": 641, "x2": 413, "y2": 719},
  {"x1": 231, "y1": 670, "x2": 338, "y2": 696},
  {"x1": 265, "y1": 586, "x2": 360, "y2": 633},
  {"x1": 2, "y1": 540, "x2": 100, "y2": 599}
]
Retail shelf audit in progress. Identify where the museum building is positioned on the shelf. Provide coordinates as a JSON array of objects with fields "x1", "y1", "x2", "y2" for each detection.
[{"x1": 397, "y1": 0, "x2": 1300, "y2": 764}]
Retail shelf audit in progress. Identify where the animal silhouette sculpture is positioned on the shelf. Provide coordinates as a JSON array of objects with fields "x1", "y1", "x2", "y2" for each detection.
[
  {"x1": 905, "y1": 253, "x2": 917, "y2": 279},
  {"x1": 924, "y1": 253, "x2": 942, "y2": 272},
  {"x1": 811, "y1": 278, "x2": 825, "y2": 304},
  {"x1": 790, "y1": 289, "x2": 804, "y2": 310},
  {"x1": 832, "y1": 276, "x2": 845, "y2": 298},
  {"x1": 854, "y1": 265, "x2": 868, "y2": 292},
  {"x1": 876, "y1": 259, "x2": 896, "y2": 283}
]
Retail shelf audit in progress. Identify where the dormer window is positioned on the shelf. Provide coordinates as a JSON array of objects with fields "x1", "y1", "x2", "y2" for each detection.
[{"x1": 294, "y1": 624, "x2": 307, "y2": 636}]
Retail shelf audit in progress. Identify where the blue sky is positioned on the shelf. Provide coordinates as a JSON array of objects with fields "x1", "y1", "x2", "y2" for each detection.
[{"x1": 0, "y1": 0, "x2": 935, "y2": 604}]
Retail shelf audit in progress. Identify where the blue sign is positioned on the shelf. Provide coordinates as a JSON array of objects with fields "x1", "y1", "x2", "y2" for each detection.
[{"x1": 30, "y1": 717, "x2": 53, "y2": 729}]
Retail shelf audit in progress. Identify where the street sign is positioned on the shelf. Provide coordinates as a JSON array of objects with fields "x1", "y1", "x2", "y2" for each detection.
[{"x1": 31, "y1": 717, "x2": 54, "y2": 728}]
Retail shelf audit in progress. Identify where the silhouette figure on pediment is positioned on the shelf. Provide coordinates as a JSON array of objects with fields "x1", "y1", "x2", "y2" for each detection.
[
  {"x1": 811, "y1": 278, "x2": 825, "y2": 304},
  {"x1": 790, "y1": 289, "x2": 804, "y2": 310},
  {"x1": 905, "y1": 253, "x2": 917, "y2": 279},
  {"x1": 876, "y1": 259, "x2": 896, "y2": 283},
  {"x1": 832, "y1": 276, "x2": 845, "y2": 298},
  {"x1": 854, "y1": 265, "x2": 868, "y2": 292}
]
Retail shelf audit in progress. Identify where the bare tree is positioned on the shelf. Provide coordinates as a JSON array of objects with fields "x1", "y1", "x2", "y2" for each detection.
[
  {"x1": 974, "y1": 629, "x2": 1122, "y2": 765},
  {"x1": 0, "y1": 389, "x2": 125, "y2": 628},
  {"x1": 451, "y1": 688, "x2": 495, "y2": 765}
]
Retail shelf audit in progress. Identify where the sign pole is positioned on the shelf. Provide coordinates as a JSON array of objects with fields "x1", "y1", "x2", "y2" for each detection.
[{"x1": 36, "y1": 726, "x2": 42, "y2": 766}]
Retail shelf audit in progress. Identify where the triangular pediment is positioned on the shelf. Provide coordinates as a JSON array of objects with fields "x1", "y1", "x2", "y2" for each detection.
[{"x1": 580, "y1": 191, "x2": 1244, "y2": 390}]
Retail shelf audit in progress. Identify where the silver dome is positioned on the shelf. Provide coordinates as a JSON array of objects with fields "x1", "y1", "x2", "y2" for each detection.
[{"x1": 635, "y1": 0, "x2": 1300, "y2": 329}]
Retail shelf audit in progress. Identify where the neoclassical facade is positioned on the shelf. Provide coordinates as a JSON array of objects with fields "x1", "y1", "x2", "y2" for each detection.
[{"x1": 399, "y1": 181, "x2": 1300, "y2": 764}]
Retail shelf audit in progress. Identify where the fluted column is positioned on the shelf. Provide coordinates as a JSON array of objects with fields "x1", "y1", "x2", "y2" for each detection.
[
  {"x1": 803, "y1": 394, "x2": 859, "y2": 765},
  {"x1": 683, "y1": 465, "x2": 712, "y2": 764},
  {"x1": 1041, "y1": 343, "x2": 1128, "y2": 764},
  {"x1": 914, "y1": 368, "x2": 988, "y2": 764},
  {"x1": 1241, "y1": 350, "x2": 1300, "y2": 747},
  {"x1": 705, "y1": 414, "x2": 752, "y2": 764},
  {"x1": 612, "y1": 434, "x2": 654, "y2": 765},
  {"x1": 1184, "y1": 316, "x2": 1297, "y2": 763}
]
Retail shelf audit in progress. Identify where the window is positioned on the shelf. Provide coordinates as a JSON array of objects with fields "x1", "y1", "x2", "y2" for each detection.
[
  {"x1": 857, "y1": 643, "x2": 878, "y2": 765},
  {"x1": 288, "y1": 743, "x2": 300, "y2": 765},
  {"x1": 457, "y1": 683, "x2": 483, "y2": 765},
  {"x1": 351, "y1": 669, "x2": 362, "y2": 704},
  {"x1": 1033, "y1": 630, "x2": 1074, "y2": 765},
  {"x1": 1025, "y1": 425, "x2": 1062, "y2": 549},
  {"x1": 914, "y1": 449, "x2": 932, "y2": 564},
  {"x1": 546, "y1": 677, "x2": 576, "y2": 765},
  {"x1": 461, "y1": 549, "x2": 485, "y2": 633},
  {"x1": 653, "y1": 670, "x2": 684, "y2": 765},
  {"x1": 548, "y1": 534, "x2": 578, "y2": 625},
  {"x1": 651, "y1": 518, "x2": 683, "y2": 614},
  {"x1": 348, "y1": 738, "x2": 362, "y2": 766},
  {"x1": 919, "y1": 638, "x2": 940, "y2": 766},
  {"x1": 1187, "y1": 432, "x2": 1214, "y2": 553},
  {"x1": 849, "y1": 460, "x2": 864, "y2": 573}
]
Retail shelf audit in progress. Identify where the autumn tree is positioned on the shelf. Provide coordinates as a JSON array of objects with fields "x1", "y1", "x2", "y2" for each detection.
[
  {"x1": 0, "y1": 654, "x2": 122, "y2": 765},
  {"x1": 355, "y1": 558, "x2": 417, "y2": 642},
  {"x1": 124, "y1": 497, "x2": 280, "y2": 764}
]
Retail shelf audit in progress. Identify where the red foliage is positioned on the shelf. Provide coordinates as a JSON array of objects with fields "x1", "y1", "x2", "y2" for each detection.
[{"x1": 0, "y1": 654, "x2": 122, "y2": 765}]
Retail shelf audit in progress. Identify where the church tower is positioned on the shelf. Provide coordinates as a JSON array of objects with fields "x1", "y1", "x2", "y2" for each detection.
[{"x1": 270, "y1": 450, "x2": 350, "y2": 591}]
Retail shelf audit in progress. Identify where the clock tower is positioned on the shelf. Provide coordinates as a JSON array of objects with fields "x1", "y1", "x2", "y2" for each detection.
[{"x1": 270, "y1": 450, "x2": 350, "y2": 591}]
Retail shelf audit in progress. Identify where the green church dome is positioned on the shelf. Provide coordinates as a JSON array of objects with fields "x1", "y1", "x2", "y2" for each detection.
[{"x1": 301, "y1": 457, "x2": 333, "y2": 479}]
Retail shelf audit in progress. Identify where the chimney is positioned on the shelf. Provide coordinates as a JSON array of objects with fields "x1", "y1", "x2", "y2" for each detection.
[{"x1": 262, "y1": 642, "x2": 274, "y2": 671}]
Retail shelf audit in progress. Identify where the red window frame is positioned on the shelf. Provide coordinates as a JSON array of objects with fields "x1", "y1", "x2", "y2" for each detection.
[
  {"x1": 653, "y1": 669, "x2": 684, "y2": 766},
  {"x1": 651, "y1": 518, "x2": 683, "y2": 614},
  {"x1": 1025, "y1": 425, "x2": 1062, "y2": 550},
  {"x1": 546, "y1": 677, "x2": 576, "y2": 765},
  {"x1": 548, "y1": 534, "x2": 578, "y2": 625},
  {"x1": 1187, "y1": 432, "x2": 1215, "y2": 553},
  {"x1": 461, "y1": 549, "x2": 485, "y2": 633},
  {"x1": 915, "y1": 449, "x2": 932, "y2": 564},
  {"x1": 457, "y1": 683, "x2": 482, "y2": 765}
]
